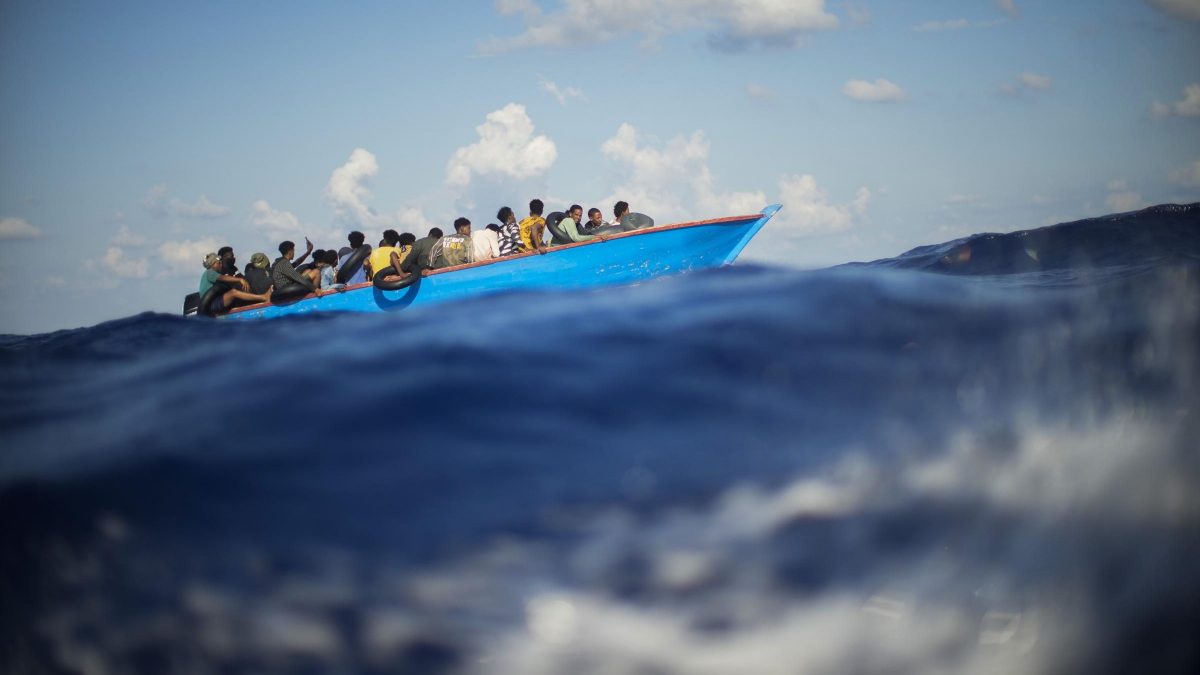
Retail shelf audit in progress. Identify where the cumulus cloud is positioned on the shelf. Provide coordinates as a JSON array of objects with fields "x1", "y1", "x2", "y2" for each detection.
[
  {"x1": 0, "y1": 216, "x2": 41, "y2": 239},
  {"x1": 1151, "y1": 83, "x2": 1200, "y2": 119},
  {"x1": 143, "y1": 185, "x2": 231, "y2": 220},
  {"x1": 482, "y1": 0, "x2": 840, "y2": 52},
  {"x1": 251, "y1": 200, "x2": 305, "y2": 240},
  {"x1": 841, "y1": 79, "x2": 908, "y2": 103},
  {"x1": 397, "y1": 207, "x2": 439, "y2": 232},
  {"x1": 157, "y1": 237, "x2": 223, "y2": 278},
  {"x1": 325, "y1": 149, "x2": 389, "y2": 227},
  {"x1": 100, "y1": 246, "x2": 150, "y2": 279},
  {"x1": 996, "y1": 0, "x2": 1020, "y2": 17},
  {"x1": 446, "y1": 103, "x2": 557, "y2": 189},
  {"x1": 745, "y1": 83, "x2": 775, "y2": 101},
  {"x1": 1169, "y1": 160, "x2": 1200, "y2": 187},
  {"x1": 914, "y1": 18, "x2": 970, "y2": 31},
  {"x1": 538, "y1": 75, "x2": 584, "y2": 106},
  {"x1": 600, "y1": 123, "x2": 766, "y2": 223},
  {"x1": 1145, "y1": 0, "x2": 1200, "y2": 22},
  {"x1": 776, "y1": 174, "x2": 870, "y2": 235},
  {"x1": 1105, "y1": 180, "x2": 1143, "y2": 213},
  {"x1": 112, "y1": 225, "x2": 146, "y2": 247},
  {"x1": 999, "y1": 72, "x2": 1052, "y2": 96}
]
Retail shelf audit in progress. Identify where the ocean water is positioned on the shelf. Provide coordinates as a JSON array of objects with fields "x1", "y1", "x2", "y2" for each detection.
[{"x1": 1, "y1": 204, "x2": 1198, "y2": 674}]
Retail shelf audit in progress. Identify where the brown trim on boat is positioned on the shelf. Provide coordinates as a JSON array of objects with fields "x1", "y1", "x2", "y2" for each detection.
[{"x1": 223, "y1": 213, "x2": 760, "y2": 316}]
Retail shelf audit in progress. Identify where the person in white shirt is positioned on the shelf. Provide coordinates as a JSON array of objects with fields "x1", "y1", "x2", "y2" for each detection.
[{"x1": 472, "y1": 223, "x2": 502, "y2": 261}]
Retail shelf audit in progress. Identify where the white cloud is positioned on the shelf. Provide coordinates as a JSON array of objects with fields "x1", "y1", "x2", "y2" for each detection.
[
  {"x1": 446, "y1": 103, "x2": 557, "y2": 188},
  {"x1": 841, "y1": 79, "x2": 908, "y2": 103},
  {"x1": 914, "y1": 19, "x2": 969, "y2": 32},
  {"x1": 745, "y1": 83, "x2": 775, "y2": 101},
  {"x1": 538, "y1": 75, "x2": 585, "y2": 106},
  {"x1": 325, "y1": 148, "x2": 390, "y2": 227},
  {"x1": 251, "y1": 200, "x2": 305, "y2": 240},
  {"x1": 1000, "y1": 72, "x2": 1052, "y2": 96},
  {"x1": 1169, "y1": 160, "x2": 1200, "y2": 187},
  {"x1": 0, "y1": 216, "x2": 41, "y2": 239},
  {"x1": 1145, "y1": 0, "x2": 1200, "y2": 22},
  {"x1": 1105, "y1": 180, "x2": 1143, "y2": 213},
  {"x1": 600, "y1": 123, "x2": 766, "y2": 223},
  {"x1": 843, "y1": 1, "x2": 871, "y2": 25},
  {"x1": 112, "y1": 225, "x2": 146, "y2": 247},
  {"x1": 100, "y1": 246, "x2": 150, "y2": 279},
  {"x1": 1151, "y1": 83, "x2": 1200, "y2": 119},
  {"x1": 158, "y1": 237, "x2": 222, "y2": 278},
  {"x1": 482, "y1": 0, "x2": 839, "y2": 52},
  {"x1": 143, "y1": 185, "x2": 231, "y2": 219},
  {"x1": 996, "y1": 0, "x2": 1019, "y2": 17},
  {"x1": 397, "y1": 207, "x2": 439, "y2": 233},
  {"x1": 776, "y1": 174, "x2": 869, "y2": 235}
]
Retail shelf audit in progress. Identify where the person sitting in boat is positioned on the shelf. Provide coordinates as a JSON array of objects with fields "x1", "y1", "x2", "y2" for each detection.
[
  {"x1": 337, "y1": 231, "x2": 369, "y2": 285},
  {"x1": 365, "y1": 229, "x2": 402, "y2": 280},
  {"x1": 272, "y1": 239, "x2": 319, "y2": 294},
  {"x1": 431, "y1": 218, "x2": 476, "y2": 268},
  {"x1": 473, "y1": 223, "x2": 502, "y2": 261},
  {"x1": 200, "y1": 253, "x2": 271, "y2": 314},
  {"x1": 519, "y1": 199, "x2": 549, "y2": 254},
  {"x1": 243, "y1": 252, "x2": 272, "y2": 294},
  {"x1": 586, "y1": 207, "x2": 608, "y2": 230},
  {"x1": 613, "y1": 201, "x2": 655, "y2": 230},
  {"x1": 217, "y1": 246, "x2": 243, "y2": 278},
  {"x1": 399, "y1": 227, "x2": 443, "y2": 275},
  {"x1": 496, "y1": 206, "x2": 521, "y2": 256},
  {"x1": 556, "y1": 204, "x2": 596, "y2": 244},
  {"x1": 317, "y1": 249, "x2": 345, "y2": 292}
]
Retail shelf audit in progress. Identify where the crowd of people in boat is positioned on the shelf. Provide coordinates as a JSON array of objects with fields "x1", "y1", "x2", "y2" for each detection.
[{"x1": 195, "y1": 199, "x2": 653, "y2": 314}]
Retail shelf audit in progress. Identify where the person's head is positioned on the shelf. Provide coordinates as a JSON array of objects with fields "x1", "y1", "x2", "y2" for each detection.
[
  {"x1": 486, "y1": 223, "x2": 502, "y2": 233},
  {"x1": 428, "y1": 227, "x2": 443, "y2": 239},
  {"x1": 279, "y1": 240, "x2": 295, "y2": 259},
  {"x1": 588, "y1": 207, "x2": 603, "y2": 226},
  {"x1": 249, "y1": 252, "x2": 270, "y2": 270},
  {"x1": 378, "y1": 239, "x2": 388, "y2": 248},
  {"x1": 217, "y1": 246, "x2": 236, "y2": 272},
  {"x1": 529, "y1": 199, "x2": 544, "y2": 216},
  {"x1": 497, "y1": 206, "x2": 514, "y2": 224},
  {"x1": 614, "y1": 201, "x2": 629, "y2": 219},
  {"x1": 348, "y1": 231, "x2": 365, "y2": 248},
  {"x1": 453, "y1": 217, "x2": 471, "y2": 235},
  {"x1": 324, "y1": 249, "x2": 340, "y2": 266},
  {"x1": 204, "y1": 252, "x2": 220, "y2": 269},
  {"x1": 399, "y1": 232, "x2": 416, "y2": 247},
  {"x1": 569, "y1": 204, "x2": 583, "y2": 222},
  {"x1": 383, "y1": 229, "x2": 400, "y2": 246}
]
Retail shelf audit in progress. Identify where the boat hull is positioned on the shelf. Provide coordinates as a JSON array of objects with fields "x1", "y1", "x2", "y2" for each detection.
[{"x1": 223, "y1": 205, "x2": 780, "y2": 320}]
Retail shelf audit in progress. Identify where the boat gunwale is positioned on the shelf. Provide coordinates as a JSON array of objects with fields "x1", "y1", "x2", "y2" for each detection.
[{"x1": 223, "y1": 211, "x2": 763, "y2": 316}]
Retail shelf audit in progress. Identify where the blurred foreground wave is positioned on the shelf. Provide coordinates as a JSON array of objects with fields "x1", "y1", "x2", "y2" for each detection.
[{"x1": 1, "y1": 204, "x2": 1198, "y2": 674}]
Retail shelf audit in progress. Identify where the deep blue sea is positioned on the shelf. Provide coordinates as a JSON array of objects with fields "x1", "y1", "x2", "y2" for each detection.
[{"x1": 2, "y1": 204, "x2": 1198, "y2": 674}]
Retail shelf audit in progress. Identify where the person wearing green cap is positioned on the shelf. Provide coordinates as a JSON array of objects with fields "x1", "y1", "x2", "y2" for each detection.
[
  {"x1": 199, "y1": 253, "x2": 271, "y2": 314},
  {"x1": 243, "y1": 252, "x2": 273, "y2": 295}
]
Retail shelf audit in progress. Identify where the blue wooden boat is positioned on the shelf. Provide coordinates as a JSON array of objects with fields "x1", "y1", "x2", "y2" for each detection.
[{"x1": 221, "y1": 204, "x2": 781, "y2": 320}]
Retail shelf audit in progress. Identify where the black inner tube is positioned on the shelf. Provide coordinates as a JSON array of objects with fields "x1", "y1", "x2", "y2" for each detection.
[
  {"x1": 336, "y1": 245, "x2": 372, "y2": 284},
  {"x1": 371, "y1": 266, "x2": 418, "y2": 291},
  {"x1": 196, "y1": 285, "x2": 221, "y2": 317},
  {"x1": 271, "y1": 283, "x2": 311, "y2": 303},
  {"x1": 544, "y1": 211, "x2": 574, "y2": 245}
]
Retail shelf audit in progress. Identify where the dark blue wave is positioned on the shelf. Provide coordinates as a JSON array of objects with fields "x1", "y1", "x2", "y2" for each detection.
[{"x1": 2, "y1": 206, "x2": 1198, "y2": 674}]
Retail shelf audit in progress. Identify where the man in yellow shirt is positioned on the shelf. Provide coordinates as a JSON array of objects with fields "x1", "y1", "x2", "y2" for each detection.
[
  {"x1": 519, "y1": 199, "x2": 548, "y2": 254},
  {"x1": 365, "y1": 229, "x2": 402, "y2": 279}
]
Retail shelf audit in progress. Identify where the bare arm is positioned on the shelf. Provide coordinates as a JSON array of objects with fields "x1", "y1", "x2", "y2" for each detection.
[{"x1": 293, "y1": 237, "x2": 315, "y2": 266}]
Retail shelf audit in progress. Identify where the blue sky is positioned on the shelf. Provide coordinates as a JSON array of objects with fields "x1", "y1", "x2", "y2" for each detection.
[{"x1": 1, "y1": 0, "x2": 1198, "y2": 333}]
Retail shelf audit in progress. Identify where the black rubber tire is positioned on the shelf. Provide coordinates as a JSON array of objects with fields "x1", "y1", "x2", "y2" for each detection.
[
  {"x1": 196, "y1": 286, "x2": 220, "y2": 317},
  {"x1": 296, "y1": 262, "x2": 315, "y2": 274},
  {"x1": 271, "y1": 283, "x2": 312, "y2": 302},
  {"x1": 336, "y1": 245, "x2": 372, "y2": 284},
  {"x1": 371, "y1": 266, "x2": 418, "y2": 291},
  {"x1": 544, "y1": 211, "x2": 574, "y2": 245}
]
